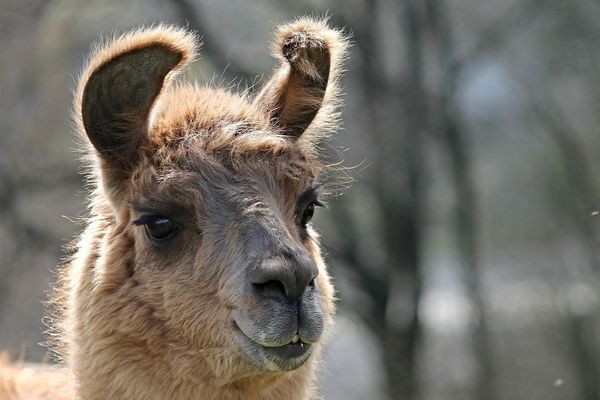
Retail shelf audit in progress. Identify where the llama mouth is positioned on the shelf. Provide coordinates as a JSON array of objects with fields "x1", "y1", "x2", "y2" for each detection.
[
  {"x1": 261, "y1": 337, "x2": 312, "y2": 360},
  {"x1": 232, "y1": 321, "x2": 314, "y2": 371}
]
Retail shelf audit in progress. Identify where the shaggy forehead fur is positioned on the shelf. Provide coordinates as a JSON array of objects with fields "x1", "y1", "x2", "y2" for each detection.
[
  {"x1": 148, "y1": 85, "x2": 318, "y2": 182},
  {"x1": 133, "y1": 87, "x2": 321, "y2": 233}
]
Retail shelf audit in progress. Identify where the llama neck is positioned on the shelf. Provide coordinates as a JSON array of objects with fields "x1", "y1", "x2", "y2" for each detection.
[{"x1": 70, "y1": 333, "x2": 317, "y2": 400}]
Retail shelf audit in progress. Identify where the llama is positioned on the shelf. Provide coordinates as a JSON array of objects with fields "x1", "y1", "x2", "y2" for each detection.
[{"x1": 0, "y1": 17, "x2": 348, "y2": 400}]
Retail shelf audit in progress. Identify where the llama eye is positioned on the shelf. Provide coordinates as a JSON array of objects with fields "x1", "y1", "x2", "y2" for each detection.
[
  {"x1": 300, "y1": 203, "x2": 315, "y2": 226},
  {"x1": 144, "y1": 217, "x2": 179, "y2": 241}
]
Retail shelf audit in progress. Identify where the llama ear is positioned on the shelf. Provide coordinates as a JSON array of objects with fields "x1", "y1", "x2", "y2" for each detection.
[
  {"x1": 254, "y1": 18, "x2": 348, "y2": 140},
  {"x1": 76, "y1": 27, "x2": 196, "y2": 169}
]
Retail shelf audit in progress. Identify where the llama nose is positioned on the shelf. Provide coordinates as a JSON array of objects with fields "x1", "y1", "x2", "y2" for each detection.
[{"x1": 252, "y1": 251, "x2": 318, "y2": 301}]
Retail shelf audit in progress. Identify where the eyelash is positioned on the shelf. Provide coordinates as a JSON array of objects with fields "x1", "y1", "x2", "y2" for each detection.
[
  {"x1": 311, "y1": 199, "x2": 325, "y2": 208},
  {"x1": 133, "y1": 215, "x2": 182, "y2": 242},
  {"x1": 132, "y1": 215, "x2": 158, "y2": 226}
]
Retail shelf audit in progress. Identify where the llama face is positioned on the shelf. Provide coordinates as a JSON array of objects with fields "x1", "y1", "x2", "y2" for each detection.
[
  {"x1": 73, "y1": 21, "x2": 346, "y2": 380},
  {"x1": 127, "y1": 117, "x2": 329, "y2": 372}
]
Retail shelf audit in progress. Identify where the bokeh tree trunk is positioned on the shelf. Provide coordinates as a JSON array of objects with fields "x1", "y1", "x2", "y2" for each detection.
[
  {"x1": 336, "y1": 0, "x2": 428, "y2": 398},
  {"x1": 425, "y1": 1, "x2": 496, "y2": 398}
]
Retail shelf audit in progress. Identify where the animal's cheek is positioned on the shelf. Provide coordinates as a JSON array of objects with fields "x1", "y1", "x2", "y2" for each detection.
[
  {"x1": 213, "y1": 264, "x2": 250, "y2": 310},
  {"x1": 156, "y1": 273, "x2": 231, "y2": 347},
  {"x1": 235, "y1": 297, "x2": 276, "y2": 336}
]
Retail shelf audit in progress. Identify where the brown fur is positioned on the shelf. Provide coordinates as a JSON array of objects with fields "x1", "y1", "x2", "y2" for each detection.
[
  {"x1": 0, "y1": 354, "x2": 71, "y2": 399},
  {"x1": 1, "y1": 17, "x2": 348, "y2": 400}
]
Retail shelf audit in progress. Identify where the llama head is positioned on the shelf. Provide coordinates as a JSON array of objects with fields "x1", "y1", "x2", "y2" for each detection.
[{"x1": 72, "y1": 19, "x2": 347, "y2": 381}]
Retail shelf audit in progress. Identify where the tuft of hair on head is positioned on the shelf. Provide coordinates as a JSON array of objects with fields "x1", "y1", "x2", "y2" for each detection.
[{"x1": 253, "y1": 16, "x2": 350, "y2": 157}]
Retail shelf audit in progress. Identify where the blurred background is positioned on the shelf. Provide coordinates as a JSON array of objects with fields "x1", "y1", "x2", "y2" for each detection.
[{"x1": 2, "y1": 0, "x2": 600, "y2": 399}]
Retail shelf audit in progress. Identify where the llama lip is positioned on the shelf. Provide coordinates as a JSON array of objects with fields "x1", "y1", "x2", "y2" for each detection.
[
  {"x1": 233, "y1": 321, "x2": 313, "y2": 371},
  {"x1": 261, "y1": 339, "x2": 312, "y2": 362}
]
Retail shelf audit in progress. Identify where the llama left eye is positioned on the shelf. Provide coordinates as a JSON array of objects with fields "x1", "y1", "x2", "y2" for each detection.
[
  {"x1": 144, "y1": 217, "x2": 179, "y2": 241},
  {"x1": 300, "y1": 203, "x2": 315, "y2": 226}
]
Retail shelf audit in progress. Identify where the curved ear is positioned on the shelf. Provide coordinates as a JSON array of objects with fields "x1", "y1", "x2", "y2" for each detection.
[
  {"x1": 254, "y1": 18, "x2": 348, "y2": 140},
  {"x1": 75, "y1": 26, "x2": 197, "y2": 170}
]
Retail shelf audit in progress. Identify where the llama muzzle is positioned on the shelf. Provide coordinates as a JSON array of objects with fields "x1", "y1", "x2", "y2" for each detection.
[{"x1": 231, "y1": 250, "x2": 324, "y2": 372}]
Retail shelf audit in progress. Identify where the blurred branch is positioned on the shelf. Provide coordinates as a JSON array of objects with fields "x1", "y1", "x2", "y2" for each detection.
[
  {"x1": 519, "y1": 61, "x2": 600, "y2": 399},
  {"x1": 425, "y1": 0, "x2": 495, "y2": 399},
  {"x1": 329, "y1": 200, "x2": 389, "y2": 330},
  {"x1": 552, "y1": 259, "x2": 600, "y2": 400},
  {"x1": 167, "y1": 0, "x2": 257, "y2": 82},
  {"x1": 367, "y1": 1, "x2": 428, "y2": 398},
  {"x1": 528, "y1": 90, "x2": 600, "y2": 271},
  {"x1": 325, "y1": 0, "x2": 427, "y2": 398},
  {"x1": 447, "y1": 0, "x2": 544, "y2": 88},
  {"x1": 565, "y1": 309, "x2": 600, "y2": 399},
  {"x1": 0, "y1": 167, "x2": 75, "y2": 312}
]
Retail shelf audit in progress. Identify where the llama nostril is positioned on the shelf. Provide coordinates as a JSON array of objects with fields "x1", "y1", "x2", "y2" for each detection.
[
  {"x1": 250, "y1": 253, "x2": 317, "y2": 301},
  {"x1": 253, "y1": 280, "x2": 287, "y2": 298}
]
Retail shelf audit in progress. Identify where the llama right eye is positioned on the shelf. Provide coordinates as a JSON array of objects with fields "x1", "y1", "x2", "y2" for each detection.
[{"x1": 143, "y1": 217, "x2": 179, "y2": 241}]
